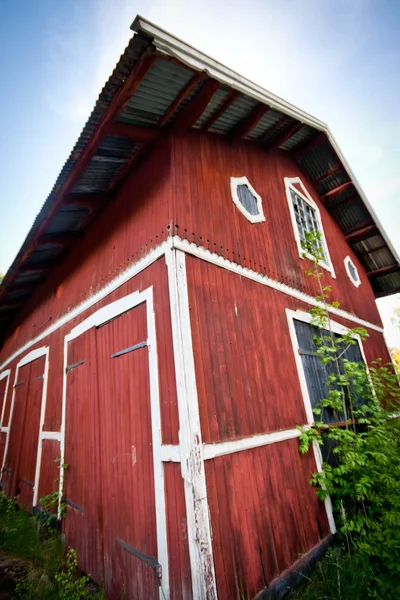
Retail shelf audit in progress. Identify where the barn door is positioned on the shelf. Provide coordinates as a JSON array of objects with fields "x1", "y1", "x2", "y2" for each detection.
[
  {"x1": 96, "y1": 302, "x2": 159, "y2": 599},
  {"x1": 2, "y1": 355, "x2": 45, "y2": 512},
  {"x1": 63, "y1": 327, "x2": 103, "y2": 584},
  {"x1": 64, "y1": 292, "x2": 163, "y2": 598}
]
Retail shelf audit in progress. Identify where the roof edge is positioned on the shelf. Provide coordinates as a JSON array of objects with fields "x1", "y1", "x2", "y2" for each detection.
[{"x1": 132, "y1": 15, "x2": 400, "y2": 268}]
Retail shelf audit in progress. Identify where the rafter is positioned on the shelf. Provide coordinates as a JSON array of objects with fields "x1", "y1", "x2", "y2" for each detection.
[
  {"x1": 345, "y1": 223, "x2": 377, "y2": 243},
  {"x1": 261, "y1": 115, "x2": 289, "y2": 142},
  {"x1": 37, "y1": 232, "x2": 81, "y2": 246},
  {"x1": 322, "y1": 181, "x2": 353, "y2": 200},
  {"x1": 202, "y1": 89, "x2": 240, "y2": 131},
  {"x1": 159, "y1": 71, "x2": 206, "y2": 127},
  {"x1": 62, "y1": 193, "x2": 110, "y2": 208},
  {"x1": 328, "y1": 194, "x2": 359, "y2": 211},
  {"x1": 173, "y1": 78, "x2": 221, "y2": 132},
  {"x1": 265, "y1": 121, "x2": 303, "y2": 150},
  {"x1": 294, "y1": 131, "x2": 327, "y2": 156},
  {"x1": 358, "y1": 244, "x2": 388, "y2": 257},
  {"x1": 104, "y1": 122, "x2": 160, "y2": 143},
  {"x1": 314, "y1": 164, "x2": 342, "y2": 184},
  {"x1": 229, "y1": 104, "x2": 269, "y2": 141},
  {"x1": 367, "y1": 264, "x2": 399, "y2": 278},
  {"x1": 19, "y1": 263, "x2": 54, "y2": 274}
]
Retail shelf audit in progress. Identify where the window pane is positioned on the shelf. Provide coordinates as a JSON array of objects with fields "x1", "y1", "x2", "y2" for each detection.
[
  {"x1": 237, "y1": 184, "x2": 259, "y2": 216},
  {"x1": 290, "y1": 189, "x2": 327, "y2": 261}
]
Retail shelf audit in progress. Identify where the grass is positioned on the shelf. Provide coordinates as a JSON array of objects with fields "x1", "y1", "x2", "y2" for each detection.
[
  {"x1": 0, "y1": 493, "x2": 103, "y2": 599},
  {"x1": 287, "y1": 545, "x2": 400, "y2": 600}
]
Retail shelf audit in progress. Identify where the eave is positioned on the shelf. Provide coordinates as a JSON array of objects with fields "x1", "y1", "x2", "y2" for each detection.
[{"x1": 0, "y1": 15, "x2": 399, "y2": 342}]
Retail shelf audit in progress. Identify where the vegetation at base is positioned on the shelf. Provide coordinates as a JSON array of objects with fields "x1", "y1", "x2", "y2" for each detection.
[
  {"x1": 288, "y1": 545, "x2": 398, "y2": 600},
  {"x1": 293, "y1": 231, "x2": 400, "y2": 599},
  {"x1": 0, "y1": 493, "x2": 103, "y2": 599}
]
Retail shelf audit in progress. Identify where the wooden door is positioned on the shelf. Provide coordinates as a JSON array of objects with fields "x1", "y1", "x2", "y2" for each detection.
[
  {"x1": 64, "y1": 327, "x2": 103, "y2": 584},
  {"x1": 18, "y1": 357, "x2": 45, "y2": 512},
  {"x1": 0, "y1": 374, "x2": 9, "y2": 468},
  {"x1": 2, "y1": 356, "x2": 45, "y2": 512},
  {"x1": 2, "y1": 363, "x2": 31, "y2": 497},
  {"x1": 95, "y1": 302, "x2": 159, "y2": 599}
]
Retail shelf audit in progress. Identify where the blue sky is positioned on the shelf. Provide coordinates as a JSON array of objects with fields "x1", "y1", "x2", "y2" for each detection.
[{"x1": 0, "y1": 0, "x2": 399, "y2": 345}]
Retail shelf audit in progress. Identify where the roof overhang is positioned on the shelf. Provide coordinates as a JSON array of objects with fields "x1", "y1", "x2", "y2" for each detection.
[{"x1": 0, "y1": 15, "x2": 399, "y2": 344}]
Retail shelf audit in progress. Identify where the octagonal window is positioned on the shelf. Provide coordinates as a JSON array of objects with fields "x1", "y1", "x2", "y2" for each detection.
[
  {"x1": 230, "y1": 176, "x2": 265, "y2": 223},
  {"x1": 344, "y1": 256, "x2": 361, "y2": 287}
]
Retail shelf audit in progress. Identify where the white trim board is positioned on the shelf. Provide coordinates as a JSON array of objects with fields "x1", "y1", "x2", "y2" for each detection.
[
  {"x1": 0, "y1": 237, "x2": 384, "y2": 375},
  {"x1": 165, "y1": 247, "x2": 217, "y2": 600},
  {"x1": 203, "y1": 428, "x2": 301, "y2": 460},
  {"x1": 0, "y1": 240, "x2": 171, "y2": 371},
  {"x1": 60, "y1": 286, "x2": 170, "y2": 600},
  {"x1": 172, "y1": 237, "x2": 383, "y2": 333}
]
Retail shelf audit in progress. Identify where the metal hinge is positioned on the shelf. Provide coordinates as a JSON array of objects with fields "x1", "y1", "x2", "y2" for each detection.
[
  {"x1": 66, "y1": 360, "x2": 86, "y2": 373},
  {"x1": 115, "y1": 538, "x2": 162, "y2": 585},
  {"x1": 111, "y1": 340, "x2": 147, "y2": 358}
]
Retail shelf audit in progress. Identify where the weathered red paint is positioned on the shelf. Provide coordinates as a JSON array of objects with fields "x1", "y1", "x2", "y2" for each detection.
[
  {"x1": 0, "y1": 128, "x2": 393, "y2": 599},
  {"x1": 170, "y1": 130, "x2": 383, "y2": 327}
]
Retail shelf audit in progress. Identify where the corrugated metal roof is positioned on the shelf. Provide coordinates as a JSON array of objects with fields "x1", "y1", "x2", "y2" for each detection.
[
  {"x1": 194, "y1": 87, "x2": 231, "y2": 128},
  {"x1": 211, "y1": 95, "x2": 258, "y2": 133},
  {"x1": 281, "y1": 125, "x2": 314, "y2": 151},
  {"x1": 117, "y1": 58, "x2": 194, "y2": 127},
  {"x1": 247, "y1": 109, "x2": 283, "y2": 139}
]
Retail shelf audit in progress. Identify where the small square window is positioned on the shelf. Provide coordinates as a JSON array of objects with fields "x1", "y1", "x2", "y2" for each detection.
[
  {"x1": 231, "y1": 177, "x2": 265, "y2": 223},
  {"x1": 284, "y1": 177, "x2": 335, "y2": 277}
]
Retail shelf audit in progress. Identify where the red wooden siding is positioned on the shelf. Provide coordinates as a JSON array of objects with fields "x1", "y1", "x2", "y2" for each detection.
[
  {"x1": 171, "y1": 130, "x2": 382, "y2": 327},
  {"x1": 2, "y1": 356, "x2": 45, "y2": 512},
  {"x1": 0, "y1": 258, "x2": 191, "y2": 599},
  {"x1": 64, "y1": 302, "x2": 159, "y2": 597},
  {"x1": 37, "y1": 439, "x2": 61, "y2": 505},
  {"x1": 205, "y1": 441, "x2": 329, "y2": 600},
  {"x1": 64, "y1": 327, "x2": 103, "y2": 582},
  {"x1": 186, "y1": 255, "x2": 390, "y2": 598},
  {"x1": 186, "y1": 255, "x2": 390, "y2": 446},
  {"x1": 164, "y1": 462, "x2": 193, "y2": 600}
]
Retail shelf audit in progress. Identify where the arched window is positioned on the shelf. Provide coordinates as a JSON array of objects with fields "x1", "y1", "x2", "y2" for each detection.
[{"x1": 230, "y1": 177, "x2": 265, "y2": 223}]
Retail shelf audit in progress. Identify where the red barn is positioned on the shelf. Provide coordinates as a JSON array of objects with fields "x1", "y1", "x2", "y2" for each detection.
[{"x1": 0, "y1": 15, "x2": 399, "y2": 600}]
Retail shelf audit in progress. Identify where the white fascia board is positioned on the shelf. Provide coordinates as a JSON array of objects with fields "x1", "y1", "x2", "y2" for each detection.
[{"x1": 131, "y1": 16, "x2": 326, "y2": 130}]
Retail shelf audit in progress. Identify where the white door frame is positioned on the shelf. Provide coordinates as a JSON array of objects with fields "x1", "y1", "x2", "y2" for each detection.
[
  {"x1": 1, "y1": 347, "x2": 50, "y2": 509},
  {"x1": 0, "y1": 369, "x2": 11, "y2": 429},
  {"x1": 60, "y1": 286, "x2": 170, "y2": 599}
]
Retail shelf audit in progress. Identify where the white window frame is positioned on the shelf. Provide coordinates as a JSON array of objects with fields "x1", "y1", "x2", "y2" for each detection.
[
  {"x1": 284, "y1": 177, "x2": 336, "y2": 278},
  {"x1": 344, "y1": 255, "x2": 361, "y2": 288},
  {"x1": 230, "y1": 176, "x2": 265, "y2": 224},
  {"x1": 286, "y1": 307, "x2": 369, "y2": 536}
]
